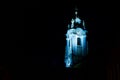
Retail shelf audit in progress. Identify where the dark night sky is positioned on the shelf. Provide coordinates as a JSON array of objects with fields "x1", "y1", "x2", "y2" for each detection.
[
  {"x1": 24, "y1": 2, "x2": 116, "y2": 64},
  {"x1": 1, "y1": 1, "x2": 119, "y2": 80},
  {"x1": 0, "y1": 1, "x2": 119, "y2": 80}
]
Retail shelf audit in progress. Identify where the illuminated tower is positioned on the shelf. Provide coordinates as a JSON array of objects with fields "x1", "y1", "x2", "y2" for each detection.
[{"x1": 65, "y1": 8, "x2": 88, "y2": 68}]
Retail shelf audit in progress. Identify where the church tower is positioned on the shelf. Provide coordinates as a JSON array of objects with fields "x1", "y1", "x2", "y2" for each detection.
[{"x1": 65, "y1": 8, "x2": 88, "y2": 68}]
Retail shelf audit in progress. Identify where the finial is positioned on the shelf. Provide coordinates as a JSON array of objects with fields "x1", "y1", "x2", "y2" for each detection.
[
  {"x1": 75, "y1": 11, "x2": 78, "y2": 16},
  {"x1": 75, "y1": 6, "x2": 78, "y2": 11},
  {"x1": 83, "y1": 20, "x2": 86, "y2": 29},
  {"x1": 71, "y1": 19, "x2": 74, "y2": 28},
  {"x1": 68, "y1": 24, "x2": 70, "y2": 29},
  {"x1": 75, "y1": 6, "x2": 78, "y2": 16}
]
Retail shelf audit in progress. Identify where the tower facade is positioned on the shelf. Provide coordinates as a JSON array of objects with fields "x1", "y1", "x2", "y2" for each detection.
[{"x1": 65, "y1": 9, "x2": 88, "y2": 68}]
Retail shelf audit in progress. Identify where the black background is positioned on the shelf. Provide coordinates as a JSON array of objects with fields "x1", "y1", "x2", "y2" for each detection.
[
  {"x1": 1, "y1": 0, "x2": 120, "y2": 80},
  {"x1": 24, "y1": 1, "x2": 118, "y2": 80}
]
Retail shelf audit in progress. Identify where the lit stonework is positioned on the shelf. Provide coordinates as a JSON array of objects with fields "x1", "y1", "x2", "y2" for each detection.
[{"x1": 65, "y1": 8, "x2": 88, "y2": 68}]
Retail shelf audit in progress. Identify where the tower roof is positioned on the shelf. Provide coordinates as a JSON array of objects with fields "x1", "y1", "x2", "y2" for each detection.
[
  {"x1": 67, "y1": 7, "x2": 86, "y2": 29},
  {"x1": 73, "y1": 7, "x2": 81, "y2": 24}
]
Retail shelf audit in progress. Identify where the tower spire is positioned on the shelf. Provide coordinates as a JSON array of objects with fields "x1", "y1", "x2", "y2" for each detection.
[
  {"x1": 75, "y1": 6, "x2": 78, "y2": 17},
  {"x1": 74, "y1": 6, "x2": 81, "y2": 24}
]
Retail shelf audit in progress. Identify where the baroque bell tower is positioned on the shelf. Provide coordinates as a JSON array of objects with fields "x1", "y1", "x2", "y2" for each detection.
[{"x1": 64, "y1": 8, "x2": 88, "y2": 68}]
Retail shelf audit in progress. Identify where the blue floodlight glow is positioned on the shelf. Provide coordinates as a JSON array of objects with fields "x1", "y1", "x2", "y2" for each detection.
[
  {"x1": 65, "y1": 56, "x2": 72, "y2": 67},
  {"x1": 64, "y1": 9, "x2": 88, "y2": 68},
  {"x1": 75, "y1": 17, "x2": 81, "y2": 24}
]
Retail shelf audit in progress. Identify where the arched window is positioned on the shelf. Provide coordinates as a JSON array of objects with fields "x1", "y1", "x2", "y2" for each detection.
[{"x1": 77, "y1": 38, "x2": 81, "y2": 45}]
